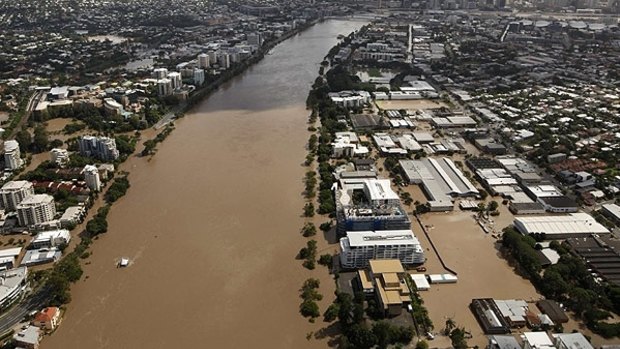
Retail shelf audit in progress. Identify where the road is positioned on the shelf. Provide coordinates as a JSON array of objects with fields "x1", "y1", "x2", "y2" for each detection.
[
  {"x1": 153, "y1": 107, "x2": 181, "y2": 130},
  {"x1": 0, "y1": 285, "x2": 51, "y2": 334},
  {"x1": 7, "y1": 90, "x2": 43, "y2": 139}
]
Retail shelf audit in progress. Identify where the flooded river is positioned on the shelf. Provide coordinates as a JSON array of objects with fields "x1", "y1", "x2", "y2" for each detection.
[{"x1": 44, "y1": 20, "x2": 365, "y2": 349}]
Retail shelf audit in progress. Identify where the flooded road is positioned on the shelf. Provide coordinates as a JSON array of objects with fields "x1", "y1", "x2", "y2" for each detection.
[{"x1": 44, "y1": 20, "x2": 364, "y2": 349}]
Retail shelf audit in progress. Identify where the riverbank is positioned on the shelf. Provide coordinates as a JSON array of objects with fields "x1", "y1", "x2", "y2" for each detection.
[
  {"x1": 155, "y1": 18, "x2": 322, "y2": 130},
  {"x1": 43, "y1": 20, "x2": 366, "y2": 349}
]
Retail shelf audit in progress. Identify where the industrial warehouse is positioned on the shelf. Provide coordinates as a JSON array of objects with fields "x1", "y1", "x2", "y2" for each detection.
[
  {"x1": 399, "y1": 158, "x2": 479, "y2": 211},
  {"x1": 513, "y1": 213, "x2": 610, "y2": 239}
]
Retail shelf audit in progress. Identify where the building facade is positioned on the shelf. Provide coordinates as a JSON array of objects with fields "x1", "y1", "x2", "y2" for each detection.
[
  {"x1": 50, "y1": 148, "x2": 69, "y2": 167},
  {"x1": 339, "y1": 230, "x2": 425, "y2": 269},
  {"x1": 4, "y1": 140, "x2": 23, "y2": 171},
  {"x1": 78, "y1": 136, "x2": 119, "y2": 161},
  {"x1": 16, "y1": 194, "x2": 56, "y2": 227},
  {"x1": 197, "y1": 53, "x2": 210, "y2": 69},
  {"x1": 0, "y1": 181, "x2": 34, "y2": 212},
  {"x1": 83, "y1": 165, "x2": 101, "y2": 192}
]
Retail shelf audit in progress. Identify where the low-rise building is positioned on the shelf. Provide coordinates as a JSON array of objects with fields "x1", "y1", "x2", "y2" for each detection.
[
  {"x1": 59, "y1": 206, "x2": 85, "y2": 228},
  {"x1": 31, "y1": 229, "x2": 70, "y2": 249},
  {"x1": 13, "y1": 325, "x2": 40, "y2": 349},
  {"x1": 522, "y1": 331, "x2": 555, "y2": 349},
  {"x1": 32, "y1": 307, "x2": 60, "y2": 331},
  {"x1": 552, "y1": 333, "x2": 593, "y2": 349},
  {"x1": 0, "y1": 247, "x2": 22, "y2": 270},
  {"x1": 488, "y1": 335, "x2": 522, "y2": 349},
  {"x1": 359, "y1": 259, "x2": 411, "y2": 317},
  {"x1": 21, "y1": 248, "x2": 61, "y2": 266},
  {"x1": 514, "y1": 213, "x2": 609, "y2": 239},
  {"x1": 601, "y1": 204, "x2": 620, "y2": 226}
]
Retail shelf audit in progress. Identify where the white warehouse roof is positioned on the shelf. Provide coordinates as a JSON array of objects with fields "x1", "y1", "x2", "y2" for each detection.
[{"x1": 514, "y1": 212, "x2": 609, "y2": 237}]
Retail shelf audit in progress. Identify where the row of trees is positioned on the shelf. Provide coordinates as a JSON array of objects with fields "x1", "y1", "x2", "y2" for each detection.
[
  {"x1": 324, "y1": 291, "x2": 415, "y2": 349},
  {"x1": 104, "y1": 174, "x2": 130, "y2": 203},
  {"x1": 299, "y1": 278, "x2": 322, "y2": 321}
]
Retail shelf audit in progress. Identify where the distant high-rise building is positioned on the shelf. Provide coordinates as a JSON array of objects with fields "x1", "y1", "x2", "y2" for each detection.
[
  {"x1": 16, "y1": 194, "x2": 56, "y2": 227},
  {"x1": 152, "y1": 68, "x2": 169, "y2": 79},
  {"x1": 4, "y1": 140, "x2": 23, "y2": 171},
  {"x1": 0, "y1": 181, "x2": 34, "y2": 211},
  {"x1": 218, "y1": 52, "x2": 231, "y2": 69},
  {"x1": 167, "y1": 72, "x2": 182, "y2": 90},
  {"x1": 82, "y1": 165, "x2": 101, "y2": 192},
  {"x1": 247, "y1": 33, "x2": 262, "y2": 46},
  {"x1": 157, "y1": 78, "x2": 173, "y2": 96},
  {"x1": 197, "y1": 53, "x2": 210, "y2": 69},
  {"x1": 78, "y1": 136, "x2": 119, "y2": 161},
  {"x1": 207, "y1": 51, "x2": 217, "y2": 65},
  {"x1": 50, "y1": 148, "x2": 69, "y2": 167},
  {"x1": 193, "y1": 68, "x2": 205, "y2": 86}
]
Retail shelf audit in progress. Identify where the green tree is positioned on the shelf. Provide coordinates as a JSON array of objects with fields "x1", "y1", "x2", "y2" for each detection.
[
  {"x1": 15, "y1": 129, "x2": 32, "y2": 152},
  {"x1": 300, "y1": 300, "x2": 320, "y2": 318},
  {"x1": 303, "y1": 203, "x2": 315, "y2": 217},
  {"x1": 32, "y1": 125, "x2": 49, "y2": 153},
  {"x1": 347, "y1": 325, "x2": 378, "y2": 349},
  {"x1": 324, "y1": 303, "x2": 339, "y2": 322}
]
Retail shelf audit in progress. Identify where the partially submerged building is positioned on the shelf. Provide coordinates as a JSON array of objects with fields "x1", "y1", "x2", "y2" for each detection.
[
  {"x1": 339, "y1": 230, "x2": 425, "y2": 269},
  {"x1": 399, "y1": 158, "x2": 479, "y2": 210},
  {"x1": 513, "y1": 213, "x2": 610, "y2": 239},
  {"x1": 358, "y1": 259, "x2": 412, "y2": 317},
  {"x1": 336, "y1": 178, "x2": 410, "y2": 235}
]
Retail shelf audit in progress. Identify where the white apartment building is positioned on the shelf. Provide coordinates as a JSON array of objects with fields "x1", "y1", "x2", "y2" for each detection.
[
  {"x1": 247, "y1": 33, "x2": 262, "y2": 46},
  {"x1": 193, "y1": 68, "x2": 205, "y2": 86},
  {"x1": 82, "y1": 165, "x2": 101, "y2": 192},
  {"x1": 16, "y1": 194, "x2": 56, "y2": 227},
  {"x1": 4, "y1": 140, "x2": 23, "y2": 171},
  {"x1": 157, "y1": 78, "x2": 173, "y2": 96},
  {"x1": 78, "y1": 136, "x2": 119, "y2": 161},
  {"x1": 50, "y1": 148, "x2": 69, "y2": 167},
  {"x1": 197, "y1": 53, "x2": 210, "y2": 69},
  {"x1": 0, "y1": 181, "x2": 34, "y2": 212},
  {"x1": 339, "y1": 230, "x2": 425, "y2": 269},
  {"x1": 152, "y1": 67, "x2": 168, "y2": 79},
  {"x1": 207, "y1": 51, "x2": 217, "y2": 64},
  {"x1": 217, "y1": 52, "x2": 231, "y2": 69},
  {"x1": 167, "y1": 72, "x2": 182, "y2": 90}
]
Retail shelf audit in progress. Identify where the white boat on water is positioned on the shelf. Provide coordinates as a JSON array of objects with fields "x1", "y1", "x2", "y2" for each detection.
[{"x1": 118, "y1": 258, "x2": 129, "y2": 268}]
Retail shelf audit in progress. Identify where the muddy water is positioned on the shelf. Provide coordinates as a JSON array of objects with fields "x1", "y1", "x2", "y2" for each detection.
[{"x1": 44, "y1": 20, "x2": 364, "y2": 349}]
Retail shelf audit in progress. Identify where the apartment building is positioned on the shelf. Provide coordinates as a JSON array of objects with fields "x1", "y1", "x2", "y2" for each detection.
[
  {"x1": 16, "y1": 194, "x2": 56, "y2": 227},
  {"x1": 339, "y1": 230, "x2": 425, "y2": 269},
  {"x1": 0, "y1": 181, "x2": 35, "y2": 211}
]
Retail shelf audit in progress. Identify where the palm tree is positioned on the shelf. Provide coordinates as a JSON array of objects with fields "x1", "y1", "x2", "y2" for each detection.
[{"x1": 444, "y1": 317, "x2": 456, "y2": 336}]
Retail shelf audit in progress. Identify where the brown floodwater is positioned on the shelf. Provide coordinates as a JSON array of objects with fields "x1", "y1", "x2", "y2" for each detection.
[{"x1": 44, "y1": 20, "x2": 365, "y2": 349}]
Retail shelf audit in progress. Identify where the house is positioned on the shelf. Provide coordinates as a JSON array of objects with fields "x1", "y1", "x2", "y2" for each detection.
[
  {"x1": 32, "y1": 307, "x2": 60, "y2": 331},
  {"x1": 13, "y1": 325, "x2": 40, "y2": 349}
]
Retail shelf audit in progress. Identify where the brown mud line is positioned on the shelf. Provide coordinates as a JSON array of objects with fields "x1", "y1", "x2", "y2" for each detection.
[{"x1": 43, "y1": 20, "x2": 365, "y2": 349}]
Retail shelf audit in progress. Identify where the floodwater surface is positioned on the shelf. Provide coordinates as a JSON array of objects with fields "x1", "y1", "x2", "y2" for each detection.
[{"x1": 44, "y1": 20, "x2": 365, "y2": 349}]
